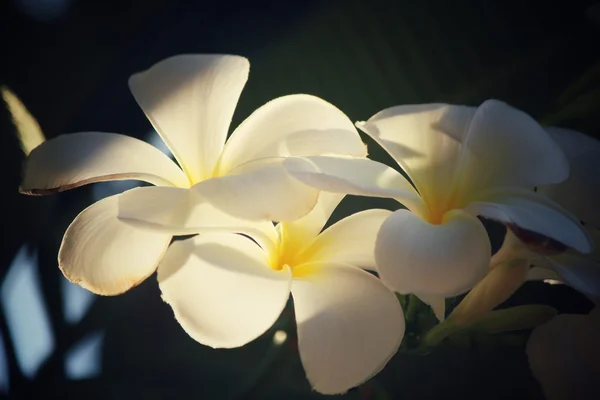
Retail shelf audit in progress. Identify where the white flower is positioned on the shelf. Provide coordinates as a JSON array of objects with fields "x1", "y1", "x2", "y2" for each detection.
[
  {"x1": 20, "y1": 54, "x2": 366, "y2": 296},
  {"x1": 526, "y1": 307, "x2": 600, "y2": 400},
  {"x1": 283, "y1": 100, "x2": 592, "y2": 319},
  {"x1": 157, "y1": 193, "x2": 404, "y2": 394},
  {"x1": 493, "y1": 127, "x2": 600, "y2": 303}
]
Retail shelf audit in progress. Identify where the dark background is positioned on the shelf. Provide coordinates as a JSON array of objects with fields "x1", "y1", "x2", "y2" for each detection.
[{"x1": 0, "y1": 0, "x2": 598, "y2": 398}]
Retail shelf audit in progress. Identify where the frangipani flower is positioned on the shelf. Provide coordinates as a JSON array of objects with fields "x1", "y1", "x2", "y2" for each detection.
[
  {"x1": 491, "y1": 127, "x2": 600, "y2": 303},
  {"x1": 526, "y1": 307, "x2": 600, "y2": 400},
  {"x1": 20, "y1": 54, "x2": 366, "y2": 295},
  {"x1": 283, "y1": 100, "x2": 592, "y2": 319},
  {"x1": 157, "y1": 193, "x2": 404, "y2": 394}
]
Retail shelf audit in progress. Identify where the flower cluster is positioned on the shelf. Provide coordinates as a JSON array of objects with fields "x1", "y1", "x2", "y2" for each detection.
[{"x1": 20, "y1": 54, "x2": 598, "y2": 395}]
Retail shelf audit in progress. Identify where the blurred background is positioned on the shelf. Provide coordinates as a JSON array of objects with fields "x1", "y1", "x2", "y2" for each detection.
[{"x1": 0, "y1": 0, "x2": 599, "y2": 398}]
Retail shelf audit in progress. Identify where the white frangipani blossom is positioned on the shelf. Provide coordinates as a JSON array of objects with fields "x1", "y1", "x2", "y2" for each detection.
[
  {"x1": 283, "y1": 100, "x2": 593, "y2": 319},
  {"x1": 19, "y1": 54, "x2": 366, "y2": 296},
  {"x1": 492, "y1": 127, "x2": 600, "y2": 303},
  {"x1": 157, "y1": 193, "x2": 404, "y2": 395}
]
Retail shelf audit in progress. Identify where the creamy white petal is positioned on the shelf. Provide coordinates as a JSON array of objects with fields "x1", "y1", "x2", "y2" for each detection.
[
  {"x1": 527, "y1": 309, "x2": 600, "y2": 400},
  {"x1": 375, "y1": 209, "x2": 491, "y2": 297},
  {"x1": 466, "y1": 189, "x2": 592, "y2": 254},
  {"x1": 547, "y1": 255, "x2": 600, "y2": 303},
  {"x1": 197, "y1": 158, "x2": 320, "y2": 222},
  {"x1": 291, "y1": 263, "x2": 404, "y2": 394},
  {"x1": 356, "y1": 103, "x2": 475, "y2": 213},
  {"x1": 20, "y1": 132, "x2": 188, "y2": 194},
  {"x1": 217, "y1": 94, "x2": 366, "y2": 174},
  {"x1": 59, "y1": 194, "x2": 171, "y2": 295},
  {"x1": 129, "y1": 55, "x2": 249, "y2": 183},
  {"x1": 117, "y1": 186, "x2": 278, "y2": 253},
  {"x1": 448, "y1": 259, "x2": 529, "y2": 326},
  {"x1": 540, "y1": 127, "x2": 600, "y2": 227},
  {"x1": 277, "y1": 192, "x2": 346, "y2": 260},
  {"x1": 415, "y1": 293, "x2": 446, "y2": 322},
  {"x1": 158, "y1": 234, "x2": 291, "y2": 349},
  {"x1": 283, "y1": 156, "x2": 426, "y2": 217},
  {"x1": 298, "y1": 209, "x2": 392, "y2": 269},
  {"x1": 457, "y1": 100, "x2": 568, "y2": 195}
]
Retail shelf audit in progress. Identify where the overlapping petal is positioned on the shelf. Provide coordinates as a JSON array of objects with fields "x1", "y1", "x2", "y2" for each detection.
[
  {"x1": 283, "y1": 156, "x2": 426, "y2": 217},
  {"x1": 59, "y1": 194, "x2": 172, "y2": 295},
  {"x1": 456, "y1": 100, "x2": 568, "y2": 196},
  {"x1": 356, "y1": 103, "x2": 474, "y2": 212},
  {"x1": 465, "y1": 189, "x2": 592, "y2": 254},
  {"x1": 540, "y1": 127, "x2": 600, "y2": 227},
  {"x1": 298, "y1": 209, "x2": 392, "y2": 269},
  {"x1": 291, "y1": 263, "x2": 404, "y2": 394},
  {"x1": 546, "y1": 255, "x2": 600, "y2": 303},
  {"x1": 129, "y1": 54, "x2": 249, "y2": 183},
  {"x1": 217, "y1": 94, "x2": 366, "y2": 174},
  {"x1": 20, "y1": 132, "x2": 188, "y2": 194},
  {"x1": 158, "y1": 233, "x2": 291, "y2": 349},
  {"x1": 375, "y1": 209, "x2": 491, "y2": 297}
]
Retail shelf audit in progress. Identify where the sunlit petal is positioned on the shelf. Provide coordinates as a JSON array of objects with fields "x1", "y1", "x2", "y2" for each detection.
[
  {"x1": 59, "y1": 194, "x2": 171, "y2": 295},
  {"x1": 20, "y1": 132, "x2": 187, "y2": 194},
  {"x1": 197, "y1": 158, "x2": 320, "y2": 222},
  {"x1": 2, "y1": 86, "x2": 45, "y2": 155},
  {"x1": 540, "y1": 127, "x2": 600, "y2": 227},
  {"x1": 356, "y1": 103, "x2": 474, "y2": 212},
  {"x1": 466, "y1": 189, "x2": 592, "y2": 254},
  {"x1": 291, "y1": 263, "x2": 404, "y2": 394},
  {"x1": 457, "y1": 100, "x2": 568, "y2": 195},
  {"x1": 284, "y1": 156, "x2": 426, "y2": 217},
  {"x1": 158, "y1": 234, "x2": 291, "y2": 349},
  {"x1": 298, "y1": 209, "x2": 392, "y2": 269},
  {"x1": 375, "y1": 209, "x2": 490, "y2": 297},
  {"x1": 117, "y1": 186, "x2": 278, "y2": 253},
  {"x1": 218, "y1": 94, "x2": 366, "y2": 174},
  {"x1": 129, "y1": 55, "x2": 249, "y2": 182}
]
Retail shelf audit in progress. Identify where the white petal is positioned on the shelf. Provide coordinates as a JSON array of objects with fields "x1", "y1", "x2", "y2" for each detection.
[
  {"x1": 129, "y1": 55, "x2": 249, "y2": 183},
  {"x1": 291, "y1": 263, "x2": 404, "y2": 394},
  {"x1": 457, "y1": 100, "x2": 568, "y2": 194},
  {"x1": 197, "y1": 158, "x2": 320, "y2": 222},
  {"x1": 117, "y1": 186, "x2": 278, "y2": 253},
  {"x1": 466, "y1": 189, "x2": 592, "y2": 254},
  {"x1": 298, "y1": 209, "x2": 392, "y2": 269},
  {"x1": 20, "y1": 132, "x2": 188, "y2": 194},
  {"x1": 283, "y1": 156, "x2": 426, "y2": 217},
  {"x1": 356, "y1": 103, "x2": 475, "y2": 213},
  {"x1": 158, "y1": 234, "x2": 291, "y2": 349},
  {"x1": 416, "y1": 293, "x2": 446, "y2": 321},
  {"x1": 59, "y1": 194, "x2": 171, "y2": 295},
  {"x1": 540, "y1": 127, "x2": 600, "y2": 227},
  {"x1": 277, "y1": 192, "x2": 345, "y2": 259},
  {"x1": 375, "y1": 209, "x2": 491, "y2": 297},
  {"x1": 547, "y1": 255, "x2": 600, "y2": 303},
  {"x1": 218, "y1": 94, "x2": 366, "y2": 174}
]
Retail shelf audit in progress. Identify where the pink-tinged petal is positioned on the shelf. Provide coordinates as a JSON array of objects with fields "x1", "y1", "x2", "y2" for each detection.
[
  {"x1": 457, "y1": 100, "x2": 568, "y2": 195},
  {"x1": 527, "y1": 308, "x2": 600, "y2": 400},
  {"x1": 59, "y1": 194, "x2": 171, "y2": 295},
  {"x1": 298, "y1": 209, "x2": 392, "y2": 270},
  {"x1": 158, "y1": 233, "x2": 291, "y2": 349},
  {"x1": 356, "y1": 103, "x2": 475, "y2": 213},
  {"x1": 20, "y1": 132, "x2": 188, "y2": 194},
  {"x1": 283, "y1": 156, "x2": 426, "y2": 217},
  {"x1": 540, "y1": 127, "x2": 600, "y2": 228},
  {"x1": 291, "y1": 263, "x2": 404, "y2": 394},
  {"x1": 129, "y1": 55, "x2": 249, "y2": 183},
  {"x1": 466, "y1": 189, "x2": 592, "y2": 254},
  {"x1": 198, "y1": 158, "x2": 320, "y2": 222},
  {"x1": 117, "y1": 186, "x2": 278, "y2": 253},
  {"x1": 218, "y1": 94, "x2": 366, "y2": 174},
  {"x1": 375, "y1": 209, "x2": 490, "y2": 297}
]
